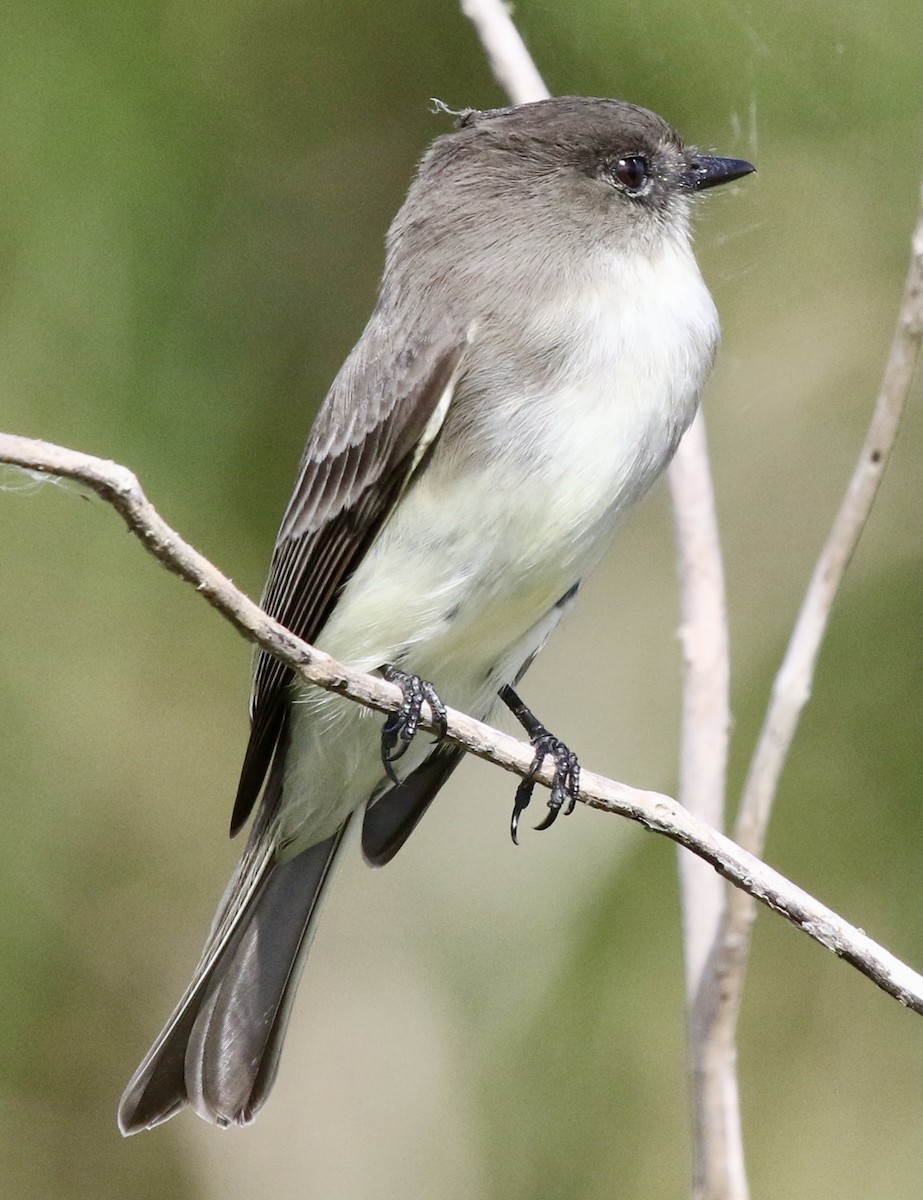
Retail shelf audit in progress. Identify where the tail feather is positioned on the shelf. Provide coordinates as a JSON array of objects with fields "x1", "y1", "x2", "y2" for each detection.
[
  {"x1": 118, "y1": 822, "x2": 349, "y2": 1134},
  {"x1": 362, "y1": 744, "x2": 464, "y2": 867}
]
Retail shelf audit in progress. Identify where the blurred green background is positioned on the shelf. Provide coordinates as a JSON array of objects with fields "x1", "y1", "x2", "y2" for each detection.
[{"x1": 0, "y1": 2, "x2": 919, "y2": 1197}]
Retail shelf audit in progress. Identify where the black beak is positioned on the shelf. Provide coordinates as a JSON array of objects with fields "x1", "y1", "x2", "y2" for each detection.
[{"x1": 682, "y1": 155, "x2": 755, "y2": 191}]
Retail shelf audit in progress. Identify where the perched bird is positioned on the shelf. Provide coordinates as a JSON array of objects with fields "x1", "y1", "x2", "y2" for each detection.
[{"x1": 118, "y1": 96, "x2": 753, "y2": 1134}]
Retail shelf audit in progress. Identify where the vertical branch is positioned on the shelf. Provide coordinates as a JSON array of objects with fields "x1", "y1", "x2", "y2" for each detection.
[
  {"x1": 736, "y1": 183, "x2": 923, "y2": 855},
  {"x1": 669, "y1": 417, "x2": 732, "y2": 994},
  {"x1": 459, "y1": 2, "x2": 745, "y2": 1196},
  {"x1": 669, "y1": 419, "x2": 744, "y2": 1200},
  {"x1": 460, "y1": 0, "x2": 549, "y2": 104},
  {"x1": 696, "y1": 182, "x2": 923, "y2": 1186}
]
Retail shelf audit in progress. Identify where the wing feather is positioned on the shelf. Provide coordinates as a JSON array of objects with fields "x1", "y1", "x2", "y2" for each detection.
[{"x1": 230, "y1": 328, "x2": 469, "y2": 836}]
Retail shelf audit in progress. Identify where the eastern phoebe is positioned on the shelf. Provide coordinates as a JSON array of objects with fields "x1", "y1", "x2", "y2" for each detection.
[{"x1": 118, "y1": 96, "x2": 753, "y2": 1134}]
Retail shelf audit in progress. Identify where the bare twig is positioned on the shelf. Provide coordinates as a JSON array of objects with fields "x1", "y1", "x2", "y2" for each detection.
[
  {"x1": 2, "y1": 431, "x2": 922, "y2": 1015},
  {"x1": 669, "y1": 417, "x2": 733, "y2": 994},
  {"x1": 694, "y1": 176, "x2": 923, "y2": 1195},
  {"x1": 669, "y1": 420, "x2": 744, "y2": 1200},
  {"x1": 459, "y1": 2, "x2": 745, "y2": 1195},
  {"x1": 737, "y1": 181, "x2": 923, "y2": 855},
  {"x1": 460, "y1": 0, "x2": 549, "y2": 104}
]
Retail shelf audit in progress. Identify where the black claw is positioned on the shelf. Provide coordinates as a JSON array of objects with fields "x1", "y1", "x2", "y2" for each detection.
[
  {"x1": 510, "y1": 776, "x2": 534, "y2": 845},
  {"x1": 381, "y1": 667, "x2": 447, "y2": 782},
  {"x1": 500, "y1": 686, "x2": 581, "y2": 843},
  {"x1": 533, "y1": 804, "x2": 560, "y2": 833}
]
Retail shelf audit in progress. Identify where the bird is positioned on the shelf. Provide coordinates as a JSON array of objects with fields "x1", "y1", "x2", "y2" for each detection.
[{"x1": 118, "y1": 95, "x2": 753, "y2": 1134}]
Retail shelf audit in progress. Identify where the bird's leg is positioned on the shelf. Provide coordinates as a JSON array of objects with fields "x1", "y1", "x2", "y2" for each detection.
[
  {"x1": 499, "y1": 684, "x2": 581, "y2": 845},
  {"x1": 380, "y1": 666, "x2": 449, "y2": 783}
]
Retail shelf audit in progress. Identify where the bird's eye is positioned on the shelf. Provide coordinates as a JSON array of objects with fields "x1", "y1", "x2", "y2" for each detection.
[{"x1": 612, "y1": 156, "x2": 650, "y2": 192}]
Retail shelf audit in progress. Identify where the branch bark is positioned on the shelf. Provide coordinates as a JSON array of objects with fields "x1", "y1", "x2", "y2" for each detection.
[
  {"x1": 668, "y1": 421, "x2": 744, "y2": 1200},
  {"x1": 459, "y1": 2, "x2": 745, "y2": 1195},
  {"x1": 460, "y1": 0, "x2": 550, "y2": 105},
  {"x1": 691, "y1": 174, "x2": 923, "y2": 1195},
  {"x1": 1, "y1": 432, "x2": 922, "y2": 1015},
  {"x1": 736, "y1": 179, "x2": 923, "y2": 856}
]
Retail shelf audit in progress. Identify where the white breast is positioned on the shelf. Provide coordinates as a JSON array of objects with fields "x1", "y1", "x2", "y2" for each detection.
[{"x1": 478, "y1": 233, "x2": 719, "y2": 567}]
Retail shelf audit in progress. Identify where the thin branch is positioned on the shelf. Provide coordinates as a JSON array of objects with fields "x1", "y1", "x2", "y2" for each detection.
[
  {"x1": 669, "y1": 417, "x2": 733, "y2": 994},
  {"x1": 692, "y1": 178, "x2": 923, "y2": 1194},
  {"x1": 2, "y1": 431, "x2": 922, "y2": 1015},
  {"x1": 737, "y1": 180, "x2": 923, "y2": 855},
  {"x1": 669, "y1": 420, "x2": 744, "y2": 1200},
  {"x1": 459, "y1": 3, "x2": 744, "y2": 1196},
  {"x1": 460, "y1": 0, "x2": 549, "y2": 104}
]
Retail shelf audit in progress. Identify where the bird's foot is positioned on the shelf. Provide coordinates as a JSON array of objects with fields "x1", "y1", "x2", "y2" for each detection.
[
  {"x1": 500, "y1": 685, "x2": 581, "y2": 845},
  {"x1": 381, "y1": 667, "x2": 448, "y2": 783}
]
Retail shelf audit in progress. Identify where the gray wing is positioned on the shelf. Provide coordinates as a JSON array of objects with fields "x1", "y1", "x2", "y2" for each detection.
[{"x1": 230, "y1": 321, "x2": 470, "y2": 836}]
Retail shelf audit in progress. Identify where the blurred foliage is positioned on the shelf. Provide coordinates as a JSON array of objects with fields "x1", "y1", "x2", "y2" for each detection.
[{"x1": 0, "y1": 1, "x2": 919, "y2": 1198}]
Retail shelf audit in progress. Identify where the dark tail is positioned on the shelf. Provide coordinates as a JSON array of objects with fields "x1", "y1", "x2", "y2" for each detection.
[{"x1": 118, "y1": 822, "x2": 349, "y2": 1134}]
